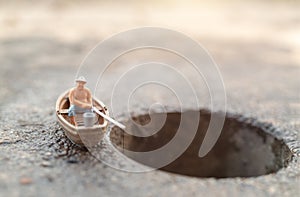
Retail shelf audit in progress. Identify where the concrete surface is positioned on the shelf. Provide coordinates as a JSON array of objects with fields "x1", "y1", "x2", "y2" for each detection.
[{"x1": 0, "y1": 1, "x2": 299, "y2": 197}]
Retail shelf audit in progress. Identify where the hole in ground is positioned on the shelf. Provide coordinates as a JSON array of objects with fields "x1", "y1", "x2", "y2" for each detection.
[{"x1": 110, "y1": 110, "x2": 292, "y2": 178}]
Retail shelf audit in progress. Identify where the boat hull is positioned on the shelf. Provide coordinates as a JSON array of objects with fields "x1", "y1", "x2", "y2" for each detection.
[{"x1": 56, "y1": 90, "x2": 109, "y2": 146}]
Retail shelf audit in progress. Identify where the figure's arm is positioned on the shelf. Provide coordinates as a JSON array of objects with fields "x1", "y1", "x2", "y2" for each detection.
[
  {"x1": 86, "y1": 89, "x2": 92, "y2": 106},
  {"x1": 69, "y1": 89, "x2": 80, "y2": 107},
  {"x1": 68, "y1": 89, "x2": 75, "y2": 105}
]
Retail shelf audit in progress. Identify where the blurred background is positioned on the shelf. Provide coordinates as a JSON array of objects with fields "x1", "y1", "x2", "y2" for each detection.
[
  {"x1": 0, "y1": 0, "x2": 299, "y2": 53},
  {"x1": 0, "y1": 0, "x2": 299, "y2": 43},
  {"x1": 1, "y1": 0, "x2": 299, "y2": 104}
]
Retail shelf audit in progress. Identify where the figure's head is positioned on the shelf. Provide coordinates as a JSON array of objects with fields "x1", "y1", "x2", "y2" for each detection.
[{"x1": 75, "y1": 76, "x2": 87, "y2": 90}]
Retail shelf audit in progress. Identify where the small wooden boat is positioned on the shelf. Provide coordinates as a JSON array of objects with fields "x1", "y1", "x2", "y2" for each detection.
[{"x1": 56, "y1": 90, "x2": 109, "y2": 146}]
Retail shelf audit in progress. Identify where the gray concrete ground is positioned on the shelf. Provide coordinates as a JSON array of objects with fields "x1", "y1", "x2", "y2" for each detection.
[{"x1": 0, "y1": 1, "x2": 299, "y2": 196}]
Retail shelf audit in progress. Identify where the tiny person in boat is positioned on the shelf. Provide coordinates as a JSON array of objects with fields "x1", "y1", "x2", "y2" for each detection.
[{"x1": 68, "y1": 76, "x2": 92, "y2": 126}]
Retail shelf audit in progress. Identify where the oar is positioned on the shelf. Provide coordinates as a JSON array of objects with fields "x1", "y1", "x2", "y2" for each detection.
[{"x1": 92, "y1": 107, "x2": 126, "y2": 130}]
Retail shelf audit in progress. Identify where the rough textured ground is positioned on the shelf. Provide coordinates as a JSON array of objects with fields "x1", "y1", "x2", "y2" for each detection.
[{"x1": 0, "y1": 1, "x2": 299, "y2": 197}]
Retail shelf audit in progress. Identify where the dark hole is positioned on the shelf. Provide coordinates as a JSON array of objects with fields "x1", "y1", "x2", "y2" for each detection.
[{"x1": 110, "y1": 110, "x2": 292, "y2": 178}]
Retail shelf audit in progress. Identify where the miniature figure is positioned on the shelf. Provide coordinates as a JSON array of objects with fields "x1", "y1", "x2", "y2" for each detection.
[
  {"x1": 55, "y1": 76, "x2": 125, "y2": 146},
  {"x1": 68, "y1": 76, "x2": 93, "y2": 126}
]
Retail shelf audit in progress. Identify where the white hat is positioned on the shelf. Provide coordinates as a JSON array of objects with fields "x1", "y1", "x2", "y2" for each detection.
[{"x1": 75, "y1": 76, "x2": 87, "y2": 83}]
